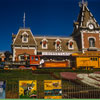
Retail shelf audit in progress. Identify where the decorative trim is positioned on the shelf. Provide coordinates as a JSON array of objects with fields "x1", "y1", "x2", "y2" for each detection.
[
  {"x1": 42, "y1": 52, "x2": 73, "y2": 56},
  {"x1": 81, "y1": 32, "x2": 85, "y2": 53},
  {"x1": 88, "y1": 36, "x2": 96, "y2": 41},
  {"x1": 13, "y1": 48, "x2": 15, "y2": 61},
  {"x1": 22, "y1": 31, "x2": 28, "y2": 35},
  {"x1": 13, "y1": 47, "x2": 37, "y2": 61}
]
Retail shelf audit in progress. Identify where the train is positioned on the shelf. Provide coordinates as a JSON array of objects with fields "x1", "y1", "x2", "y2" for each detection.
[
  {"x1": 1, "y1": 55, "x2": 69, "y2": 70},
  {"x1": 1, "y1": 52, "x2": 100, "y2": 70}
]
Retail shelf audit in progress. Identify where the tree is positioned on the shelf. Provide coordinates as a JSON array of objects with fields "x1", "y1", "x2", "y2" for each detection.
[{"x1": 4, "y1": 51, "x2": 12, "y2": 61}]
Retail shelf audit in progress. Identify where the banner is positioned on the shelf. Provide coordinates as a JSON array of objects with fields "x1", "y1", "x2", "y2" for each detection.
[
  {"x1": 44, "y1": 80, "x2": 62, "y2": 99},
  {"x1": 19, "y1": 80, "x2": 37, "y2": 99},
  {"x1": 0, "y1": 81, "x2": 6, "y2": 99}
]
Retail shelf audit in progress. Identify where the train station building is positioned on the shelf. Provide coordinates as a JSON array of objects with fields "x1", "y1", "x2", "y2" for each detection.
[{"x1": 12, "y1": 1, "x2": 100, "y2": 62}]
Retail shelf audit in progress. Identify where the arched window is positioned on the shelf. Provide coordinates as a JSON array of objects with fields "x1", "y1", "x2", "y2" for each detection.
[
  {"x1": 55, "y1": 39, "x2": 61, "y2": 51},
  {"x1": 68, "y1": 40, "x2": 74, "y2": 50},
  {"x1": 42, "y1": 38, "x2": 48, "y2": 49},
  {"x1": 22, "y1": 32, "x2": 28, "y2": 43},
  {"x1": 89, "y1": 38, "x2": 95, "y2": 47}
]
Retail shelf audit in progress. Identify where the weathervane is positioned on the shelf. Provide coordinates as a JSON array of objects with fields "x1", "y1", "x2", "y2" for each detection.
[
  {"x1": 82, "y1": 0, "x2": 84, "y2": 4},
  {"x1": 23, "y1": 12, "x2": 25, "y2": 28},
  {"x1": 79, "y1": 0, "x2": 88, "y2": 7}
]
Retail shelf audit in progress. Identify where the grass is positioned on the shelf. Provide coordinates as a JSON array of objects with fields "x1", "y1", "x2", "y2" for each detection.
[{"x1": 0, "y1": 68, "x2": 99, "y2": 98}]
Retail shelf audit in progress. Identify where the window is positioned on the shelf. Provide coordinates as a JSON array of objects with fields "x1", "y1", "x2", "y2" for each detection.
[
  {"x1": 68, "y1": 40, "x2": 74, "y2": 50},
  {"x1": 90, "y1": 58, "x2": 97, "y2": 61},
  {"x1": 35, "y1": 56, "x2": 39, "y2": 61},
  {"x1": 43, "y1": 41, "x2": 47, "y2": 48},
  {"x1": 31, "y1": 57, "x2": 34, "y2": 60},
  {"x1": 19, "y1": 55, "x2": 25, "y2": 61},
  {"x1": 56, "y1": 41, "x2": 60, "y2": 48},
  {"x1": 69, "y1": 42, "x2": 73, "y2": 48},
  {"x1": 19, "y1": 54, "x2": 29, "y2": 61},
  {"x1": 55, "y1": 39, "x2": 61, "y2": 51},
  {"x1": 89, "y1": 38, "x2": 95, "y2": 47},
  {"x1": 22, "y1": 32, "x2": 28, "y2": 43},
  {"x1": 23, "y1": 36, "x2": 27, "y2": 41},
  {"x1": 42, "y1": 39, "x2": 48, "y2": 49}
]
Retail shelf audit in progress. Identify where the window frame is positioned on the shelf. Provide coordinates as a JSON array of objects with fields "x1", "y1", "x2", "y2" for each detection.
[
  {"x1": 42, "y1": 39, "x2": 48, "y2": 49},
  {"x1": 22, "y1": 32, "x2": 28, "y2": 43},
  {"x1": 89, "y1": 38, "x2": 95, "y2": 47},
  {"x1": 68, "y1": 40, "x2": 74, "y2": 50}
]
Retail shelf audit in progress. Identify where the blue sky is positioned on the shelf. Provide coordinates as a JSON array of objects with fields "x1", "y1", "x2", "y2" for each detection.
[{"x1": 0, "y1": 0, "x2": 100, "y2": 51}]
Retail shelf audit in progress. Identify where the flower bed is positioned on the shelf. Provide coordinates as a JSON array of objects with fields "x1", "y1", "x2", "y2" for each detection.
[
  {"x1": 60, "y1": 72, "x2": 77, "y2": 80},
  {"x1": 77, "y1": 73, "x2": 100, "y2": 88}
]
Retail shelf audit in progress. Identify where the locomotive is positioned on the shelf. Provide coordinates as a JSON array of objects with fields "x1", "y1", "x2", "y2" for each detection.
[{"x1": 1, "y1": 55, "x2": 69, "y2": 70}]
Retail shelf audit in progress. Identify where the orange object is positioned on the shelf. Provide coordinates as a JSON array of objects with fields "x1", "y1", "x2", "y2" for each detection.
[
  {"x1": 30, "y1": 66, "x2": 37, "y2": 70},
  {"x1": 19, "y1": 66, "x2": 26, "y2": 69},
  {"x1": 30, "y1": 55, "x2": 40, "y2": 65},
  {"x1": 44, "y1": 61, "x2": 68, "y2": 68}
]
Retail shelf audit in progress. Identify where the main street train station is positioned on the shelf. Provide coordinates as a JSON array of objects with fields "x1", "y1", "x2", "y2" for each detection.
[
  {"x1": 1, "y1": 0, "x2": 100, "y2": 99},
  {"x1": 10, "y1": 0, "x2": 100, "y2": 69}
]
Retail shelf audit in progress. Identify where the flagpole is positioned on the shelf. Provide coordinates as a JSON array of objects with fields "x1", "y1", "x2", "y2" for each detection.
[{"x1": 23, "y1": 12, "x2": 25, "y2": 28}]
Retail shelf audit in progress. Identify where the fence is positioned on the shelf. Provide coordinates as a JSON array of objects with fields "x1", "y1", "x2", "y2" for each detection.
[
  {"x1": 1, "y1": 80, "x2": 99, "y2": 99},
  {"x1": 62, "y1": 80, "x2": 100, "y2": 99},
  {"x1": 0, "y1": 69, "x2": 100, "y2": 99}
]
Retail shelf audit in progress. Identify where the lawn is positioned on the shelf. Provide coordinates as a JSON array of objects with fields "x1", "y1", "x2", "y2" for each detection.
[{"x1": 0, "y1": 68, "x2": 100, "y2": 99}]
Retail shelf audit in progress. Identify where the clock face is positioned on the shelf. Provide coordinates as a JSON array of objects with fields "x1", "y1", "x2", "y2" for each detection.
[{"x1": 88, "y1": 23, "x2": 94, "y2": 30}]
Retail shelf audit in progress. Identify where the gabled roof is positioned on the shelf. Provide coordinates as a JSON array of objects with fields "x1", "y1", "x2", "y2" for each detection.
[
  {"x1": 72, "y1": 1, "x2": 100, "y2": 36},
  {"x1": 12, "y1": 28, "x2": 37, "y2": 47},
  {"x1": 76, "y1": 1, "x2": 99, "y2": 28}
]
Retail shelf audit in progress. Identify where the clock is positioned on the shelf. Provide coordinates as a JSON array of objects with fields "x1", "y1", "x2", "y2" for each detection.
[{"x1": 88, "y1": 23, "x2": 94, "y2": 30}]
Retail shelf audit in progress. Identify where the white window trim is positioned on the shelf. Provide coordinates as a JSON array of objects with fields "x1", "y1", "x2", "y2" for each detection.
[
  {"x1": 22, "y1": 36, "x2": 28, "y2": 43},
  {"x1": 88, "y1": 36, "x2": 96, "y2": 41},
  {"x1": 68, "y1": 40, "x2": 74, "y2": 50},
  {"x1": 19, "y1": 55, "x2": 25, "y2": 61},
  {"x1": 42, "y1": 43, "x2": 48, "y2": 49},
  {"x1": 55, "y1": 39, "x2": 61, "y2": 50},
  {"x1": 42, "y1": 38, "x2": 48, "y2": 49},
  {"x1": 19, "y1": 54, "x2": 29, "y2": 61},
  {"x1": 88, "y1": 37, "x2": 96, "y2": 47},
  {"x1": 22, "y1": 32, "x2": 28, "y2": 43}
]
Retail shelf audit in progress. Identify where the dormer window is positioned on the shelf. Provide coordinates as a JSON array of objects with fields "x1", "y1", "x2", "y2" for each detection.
[
  {"x1": 57, "y1": 41, "x2": 60, "y2": 47},
  {"x1": 42, "y1": 38, "x2": 48, "y2": 49},
  {"x1": 55, "y1": 39, "x2": 61, "y2": 51},
  {"x1": 22, "y1": 32, "x2": 28, "y2": 43},
  {"x1": 68, "y1": 40, "x2": 74, "y2": 50}
]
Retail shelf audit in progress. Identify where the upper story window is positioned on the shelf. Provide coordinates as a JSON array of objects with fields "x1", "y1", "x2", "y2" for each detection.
[
  {"x1": 22, "y1": 32, "x2": 28, "y2": 43},
  {"x1": 55, "y1": 39, "x2": 62, "y2": 51},
  {"x1": 68, "y1": 40, "x2": 74, "y2": 50},
  {"x1": 89, "y1": 38, "x2": 95, "y2": 47},
  {"x1": 42, "y1": 38, "x2": 48, "y2": 49}
]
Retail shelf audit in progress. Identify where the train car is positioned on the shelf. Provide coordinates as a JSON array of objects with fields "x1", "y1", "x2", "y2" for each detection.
[{"x1": 71, "y1": 52, "x2": 100, "y2": 70}]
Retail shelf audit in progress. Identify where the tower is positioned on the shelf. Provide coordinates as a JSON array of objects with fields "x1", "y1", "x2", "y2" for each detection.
[{"x1": 72, "y1": 0, "x2": 100, "y2": 53}]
